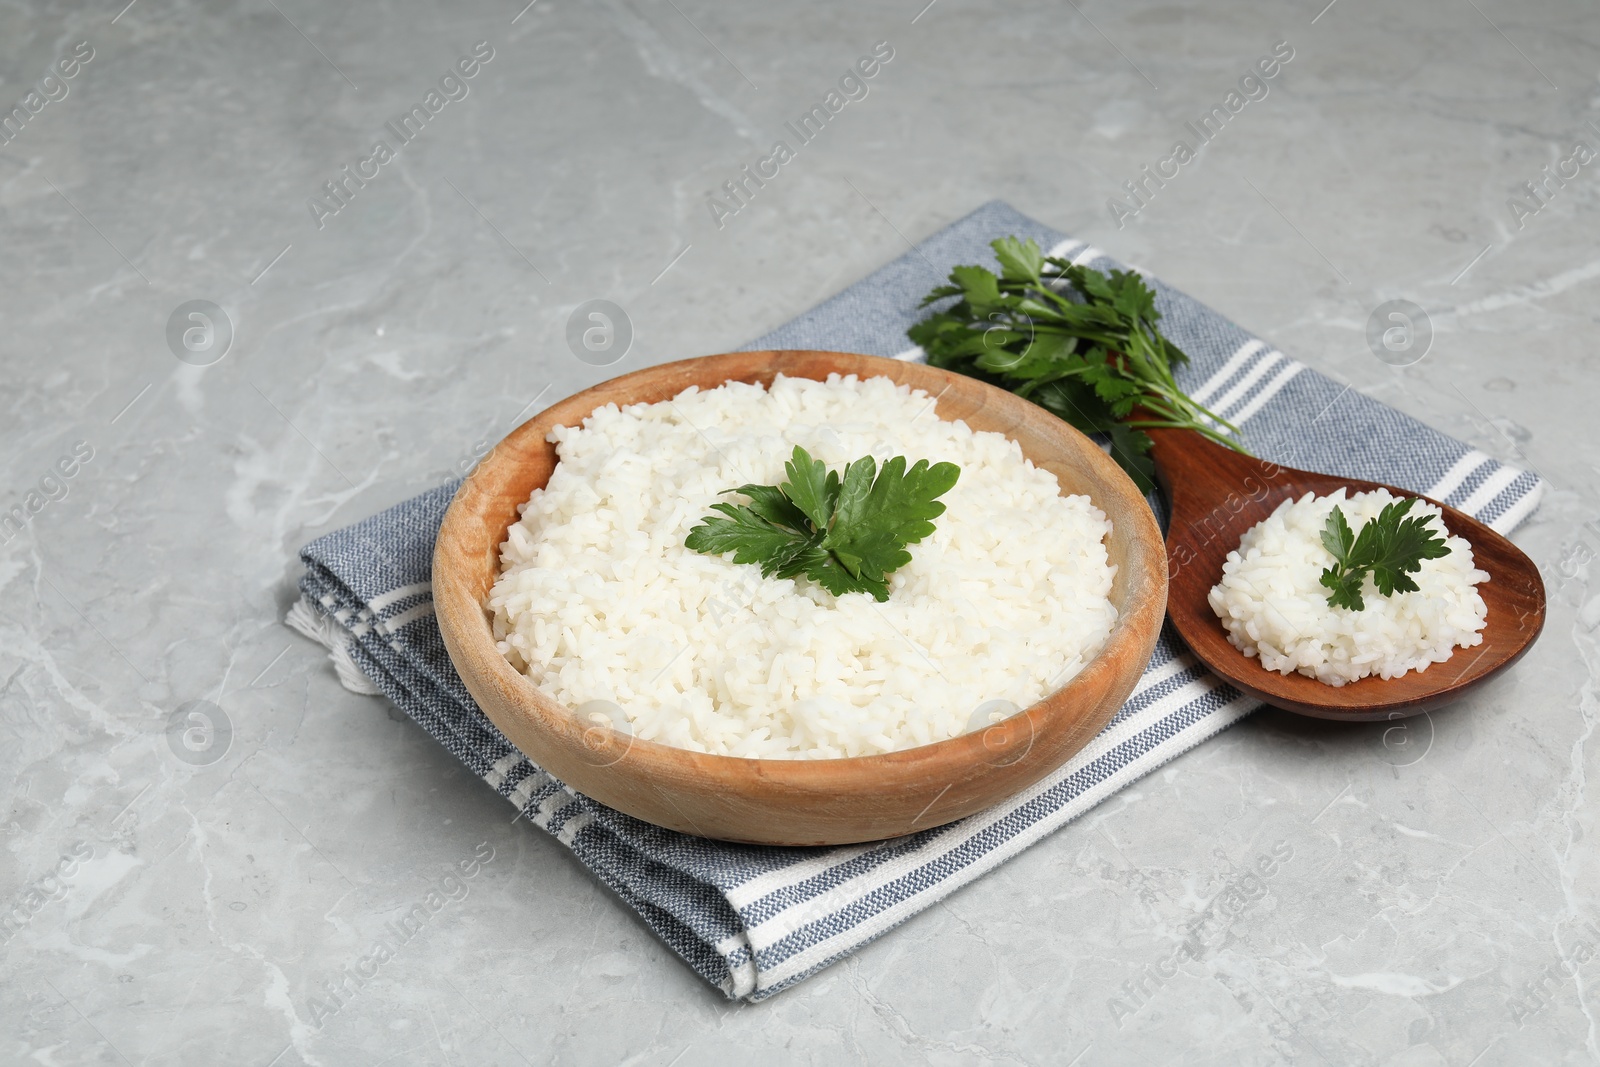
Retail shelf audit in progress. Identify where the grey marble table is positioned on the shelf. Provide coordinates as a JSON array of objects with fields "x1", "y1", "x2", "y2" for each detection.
[{"x1": 3, "y1": 0, "x2": 1598, "y2": 1063}]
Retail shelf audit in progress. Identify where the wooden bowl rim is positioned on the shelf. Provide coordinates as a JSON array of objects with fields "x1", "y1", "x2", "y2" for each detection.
[{"x1": 432, "y1": 350, "x2": 1168, "y2": 792}]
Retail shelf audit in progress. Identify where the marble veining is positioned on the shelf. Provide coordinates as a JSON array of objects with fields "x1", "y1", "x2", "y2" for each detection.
[{"x1": 2, "y1": 0, "x2": 1598, "y2": 1063}]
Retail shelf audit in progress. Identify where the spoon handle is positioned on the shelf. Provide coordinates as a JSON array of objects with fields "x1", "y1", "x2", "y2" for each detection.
[{"x1": 1146, "y1": 427, "x2": 1287, "y2": 529}]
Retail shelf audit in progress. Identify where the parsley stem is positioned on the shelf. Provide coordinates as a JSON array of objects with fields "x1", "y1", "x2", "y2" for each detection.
[{"x1": 909, "y1": 237, "x2": 1260, "y2": 492}]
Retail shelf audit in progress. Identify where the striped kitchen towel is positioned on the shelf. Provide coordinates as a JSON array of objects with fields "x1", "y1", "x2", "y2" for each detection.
[{"x1": 288, "y1": 200, "x2": 1543, "y2": 1001}]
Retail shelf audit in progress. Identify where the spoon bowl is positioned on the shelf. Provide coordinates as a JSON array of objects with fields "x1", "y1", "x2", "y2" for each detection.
[{"x1": 1149, "y1": 427, "x2": 1545, "y2": 721}]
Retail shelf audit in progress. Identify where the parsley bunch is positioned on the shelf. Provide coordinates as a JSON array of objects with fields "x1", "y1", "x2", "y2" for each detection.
[
  {"x1": 1319, "y1": 498, "x2": 1451, "y2": 611},
  {"x1": 684, "y1": 445, "x2": 959, "y2": 602},
  {"x1": 908, "y1": 236, "x2": 1245, "y2": 493}
]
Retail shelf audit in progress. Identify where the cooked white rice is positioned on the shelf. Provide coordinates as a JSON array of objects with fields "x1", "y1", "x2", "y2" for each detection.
[
  {"x1": 487, "y1": 373, "x2": 1119, "y2": 759},
  {"x1": 1207, "y1": 488, "x2": 1488, "y2": 686}
]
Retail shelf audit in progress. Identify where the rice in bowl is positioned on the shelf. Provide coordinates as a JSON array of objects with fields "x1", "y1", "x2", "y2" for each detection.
[
  {"x1": 1207, "y1": 488, "x2": 1489, "y2": 686},
  {"x1": 487, "y1": 373, "x2": 1120, "y2": 759}
]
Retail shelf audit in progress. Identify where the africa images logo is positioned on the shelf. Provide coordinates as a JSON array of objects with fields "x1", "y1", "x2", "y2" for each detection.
[
  {"x1": 1, "y1": 441, "x2": 95, "y2": 547},
  {"x1": 0, "y1": 41, "x2": 95, "y2": 147},
  {"x1": 704, "y1": 41, "x2": 895, "y2": 230},
  {"x1": 1105, "y1": 40, "x2": 1295, "y2": 229},
  {"x1": 1, "y1": 842, "x2": 94, "y2": 947},
  {"x1": 306, "y1": 42, "x2": 496, "y2": 230},
  {"x1": 303, "y1": 842, "x2": 496, "y2": 1028}
]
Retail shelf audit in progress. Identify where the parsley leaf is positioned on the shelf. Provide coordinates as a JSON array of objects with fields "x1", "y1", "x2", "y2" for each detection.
[
  {"x1": 684, "y1": 445, "x2": 960, "y2": 602},
  {"x1": 909, "y1": 236, "x2": 1248, "y2": 493},
  {"x1": 1318, "y1": 498, "x2": 1452, "y2": 611},
  {"x1": 774, "y1": 447, "x2": 838, "y2": 533},
  {"x1": 1362, "y1": 498, "x2": 1455, "y2": 597}
]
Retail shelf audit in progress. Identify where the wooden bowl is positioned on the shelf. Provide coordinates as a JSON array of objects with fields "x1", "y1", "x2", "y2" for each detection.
[{"x1": 432, "y1": 350, "x2": 1167, "y2": 845}]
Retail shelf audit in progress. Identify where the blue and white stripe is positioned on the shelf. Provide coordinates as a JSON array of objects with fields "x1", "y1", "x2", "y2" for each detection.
[{"x1": 293, "y1": 201, "x2": 1543, "y2": 1002}]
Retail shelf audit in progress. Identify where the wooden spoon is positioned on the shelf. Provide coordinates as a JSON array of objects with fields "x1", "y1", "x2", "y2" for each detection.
[{"x1": 1148, "y1": 427, "x2": 1545, "y2": 721}]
